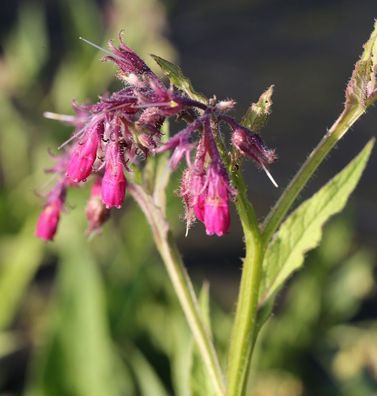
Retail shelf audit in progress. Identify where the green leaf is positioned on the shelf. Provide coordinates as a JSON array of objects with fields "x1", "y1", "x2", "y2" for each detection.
[
  {"x1": 241, "y1": 85, "x2": 274, "y2": 132},
  {"x1": 259, "y1": 139, "x2": 374, "y2": 304},
  {"x1": 151, "y1": 54, "x2": 207, "y2": 103},
  {"x1": 171, "y1": 321, "x2": 193, "y2": 396},
  {"x1": 27, "y1": 239, "x2": 126, "y2": 396}
]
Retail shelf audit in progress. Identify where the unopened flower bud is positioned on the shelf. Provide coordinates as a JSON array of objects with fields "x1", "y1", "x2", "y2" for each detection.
[
  {"x1": 35, "y1": 199, "x2": 63, "y2": 241},
  {"x1": 106, "y1": 37, "x2": 152, "y2": 77},
  {"x1": 232, "y1": 127, "x2": 276, "y2": 166},
  {"x1": 216, "y1": 99, "x2": 236, "y2": 112}
]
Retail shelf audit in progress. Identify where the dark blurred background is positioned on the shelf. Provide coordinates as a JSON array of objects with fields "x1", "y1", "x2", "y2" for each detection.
[{"x1": 0, "y1": 0, "x2": 376, "y2": 395}]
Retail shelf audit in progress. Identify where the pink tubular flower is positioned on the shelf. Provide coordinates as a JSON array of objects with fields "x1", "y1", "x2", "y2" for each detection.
[
  {"x1": 66, "y1": 121, "x2": 103, "y2": 183},
  {"x1": 37, "y1": 34, "x2": 278, "y2": 240},
  {"x1": 101, "y1": 141, "x2": 127, "y2": 209},
  {"x1": 203, "y1": 166, "x2": 231, "y2": 237},
  {"x1": 35, "y1": 199, "x2": 63, "y2": 241},
  {"x1": 86, "y1": 177, "x2": 110, "y2": 233}
]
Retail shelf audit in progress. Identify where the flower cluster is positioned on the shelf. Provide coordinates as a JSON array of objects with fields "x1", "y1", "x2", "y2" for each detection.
[{"x1": 36, "y1": 35, "x2": 276, "y2": 240}]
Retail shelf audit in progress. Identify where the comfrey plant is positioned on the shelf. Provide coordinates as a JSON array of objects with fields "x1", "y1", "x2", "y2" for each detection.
[{"x1": 36, "y1": 24, "x2": 377, "y2": 396}]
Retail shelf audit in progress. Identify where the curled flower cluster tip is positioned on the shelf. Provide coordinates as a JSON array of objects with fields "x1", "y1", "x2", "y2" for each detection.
[{"x1": 36, "y1": 34, "x2": 276, "y2": 240}]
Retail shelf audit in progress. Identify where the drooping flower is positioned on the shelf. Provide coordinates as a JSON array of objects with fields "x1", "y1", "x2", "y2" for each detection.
[
  {"x1": 174, "y1": 120, "x2": 235, "y2": 236},
  {"x1": 36, "y1": 34, "x2": 277, "y2": 240},
  {"x1": 101, "y1": 123, "x2": 127, "y2": 209},
  {"x1": 202, "y1": 164, "x2": 231, "y2": 236},
  {"x1": 66, "y1": 120, "x2": 103, "y2": 183}
]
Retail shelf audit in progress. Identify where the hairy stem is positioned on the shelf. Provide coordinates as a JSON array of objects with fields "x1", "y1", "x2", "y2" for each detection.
[
  {"x1": 129, "y1": 183, "x2": 225, "y2": 396},
  {"x1": 212, "y1": 123, "x2": 264, "y2": 396},
  {"x1": 226, "y1": 103, "x2": 364, "y2": 395},
  {"x1": 225, "y1": 169, "x2": 263, "y2": 396},
  {"x1": 262, "y1": 104, "x2": 365, "y2": 246}
]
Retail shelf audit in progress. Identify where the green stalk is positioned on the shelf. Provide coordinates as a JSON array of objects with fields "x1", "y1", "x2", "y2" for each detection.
[
  {"x1": 262, "y1": 104, "x2": 365, "y2": 246},
  {"x1": 156, "y1": 232, "x2": 225, "y2": 396},
  {"x1": 129, "y1": 184, "x2": 225, "y2": 396},
  {"x1": 225, "y1": 169, "x2": 263, "y2": 396},
  {"x1": 224, "y1": 103, "x2": 365, "y2": 395},
  {"x1": 212, "y1": 124, "x2": 264, "y2": 396}
]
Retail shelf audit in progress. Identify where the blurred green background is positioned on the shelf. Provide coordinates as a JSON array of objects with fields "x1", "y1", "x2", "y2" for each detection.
[{"x1": 0, "y1": 0, "x2": 376, "y2": 395}]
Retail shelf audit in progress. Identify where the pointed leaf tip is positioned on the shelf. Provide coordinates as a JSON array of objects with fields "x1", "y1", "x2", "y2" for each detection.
[
  {"x1": 241, "y1": 85, "x2": 274, "y2": 132},
  {"x1": 346, "y1": 21, "x2": 377, "y2": 108}
]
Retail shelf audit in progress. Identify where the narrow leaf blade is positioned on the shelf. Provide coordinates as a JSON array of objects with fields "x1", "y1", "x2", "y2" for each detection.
[
  {"x1": 151, "y1": 54, "x2": 207, "y2": 103},
  {"x1": 27, "y1": 240, "x2": 124, "y2": 396},
  {"x1": 259, "y1": 140, "x2": 374, "y2": 304},
  {"x1": 129, "y1": 346, "x2": 169, "y2": 396}
]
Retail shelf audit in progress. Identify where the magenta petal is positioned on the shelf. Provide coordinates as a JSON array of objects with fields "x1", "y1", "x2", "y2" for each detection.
[
  {"x1": 101, "y1": 164, "x2": 127, "y2": 209},
  {"x1": 203, "y1": 202, "x2": 230, "y2": 237},
  {"x1": 66, "y1": 127, "x2": 100, "y2": 182}
]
